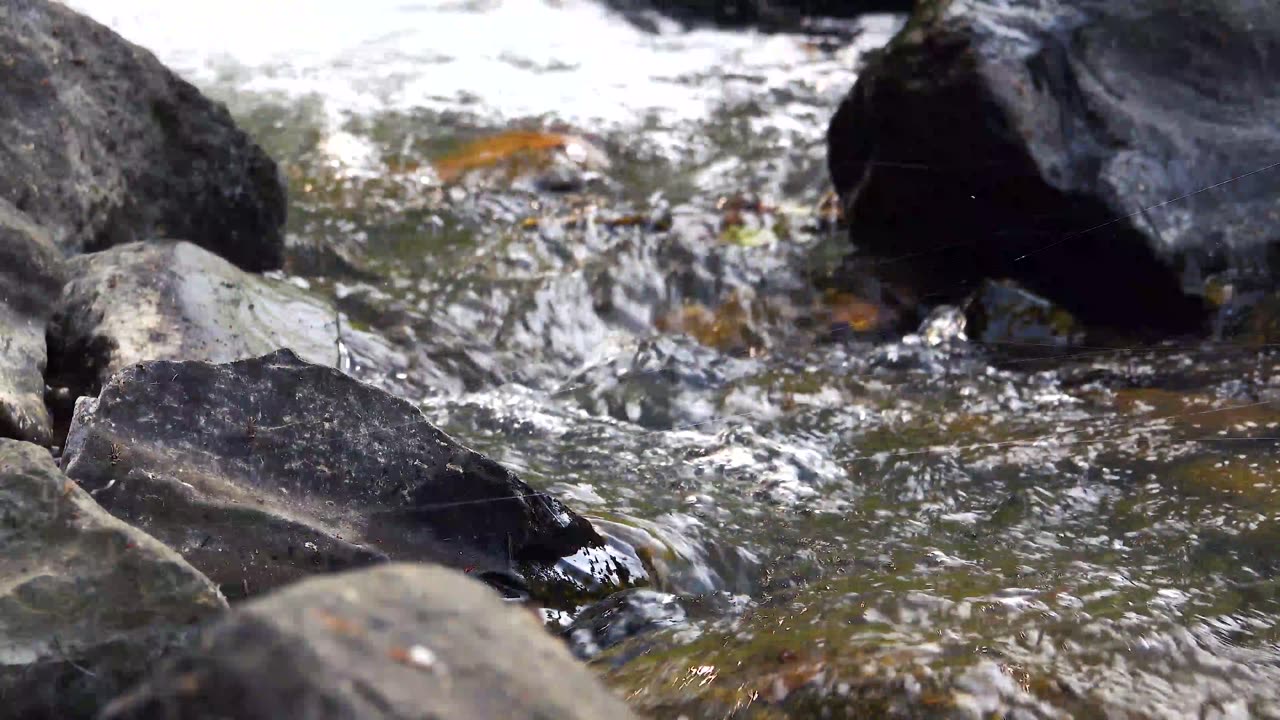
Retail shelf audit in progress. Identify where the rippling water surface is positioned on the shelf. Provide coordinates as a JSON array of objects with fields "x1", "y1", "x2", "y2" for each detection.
[{"x1": 67, "y1": 1, "x2": 1280, "y2": 716}]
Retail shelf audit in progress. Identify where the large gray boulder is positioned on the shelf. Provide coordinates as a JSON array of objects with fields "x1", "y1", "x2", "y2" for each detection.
[
  {"x1": 61, "y1": 350, "x2": 641, "y2": 604},
  {"x1": 46, "y1": 241, "x2": 417, "y2": 405},
  {"x1": 0, "y1": 0, "x2": 286, "y2": 270},
  {"x1": 827, "y1": 0, "x2": 1279, "y2": 334},
  {"x1": 0, "y1": 200, "x2": 64, "y2": 444},
  {"x1": 0, "y1": 439, "x2": 226, "y2": 720},
  {"x1": 99, "y1": 564, "x2": 640, "y2": 720}
]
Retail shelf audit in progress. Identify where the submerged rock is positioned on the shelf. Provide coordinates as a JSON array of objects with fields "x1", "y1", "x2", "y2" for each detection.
[
  {"x1": 565, "y1": 588, "x2": 686, "y2": 660},
  {"x1": 827, "y1": 0, "x2": 1280, "y2": 334},
  {"x1": 99, "y1": 564, "x2": 639, "y2": 720},
  {"x1": 0, "y1": 0, "x2": 286, "y2": 270},
  {"x1": 0, "y1": 439, "x2": 226, "y2": 720},
  {"x1": 966, "y1": 279, "x2": 1083, "y2": 351},
  {"x1": 46, "y1": 241, "x2": 416, "y2": 410},
  {"x1": 0, "y1": 201, "x2": 64, "y2": 445},
  {"x1": 60, "y1": 350, "x2": 639, "y2": 603}
]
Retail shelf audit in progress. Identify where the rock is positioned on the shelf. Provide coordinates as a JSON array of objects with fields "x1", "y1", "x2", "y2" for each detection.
[
  {"x1": 60, "y1": 350, "x2": 640, "y2": 604},
  {"x1": 603, "y1": 0, "x2": 914, "y2": 32},
  {"x1": 46, "y1": 241, "x2": 417, "y2": 411},
  {"x1": 827, "y1": 0, "x2": 1280, "y2": 334},
  {"x1": 0, "y1": 0, "x2": 286, "y2": 270},
  {"x1": 99, "y1": 563, "x2": 640, "y2": 720},
  {"x1": 0, "y1": 200, "x2": 64, "y2": 444},
  {"x1": 966, "y1": 279, "x2": 1083, "y2": 352},
  {"x1": 565, "y1": 589, "x2": 686, "y2": 660},
  {"x1": 0, "y1": 439, "x2": 226, "y2": 720}
]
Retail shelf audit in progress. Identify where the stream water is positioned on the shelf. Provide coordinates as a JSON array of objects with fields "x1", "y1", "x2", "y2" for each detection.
[{"x1": 66, "y1": 1, "x2": 1280, "y2": 716}]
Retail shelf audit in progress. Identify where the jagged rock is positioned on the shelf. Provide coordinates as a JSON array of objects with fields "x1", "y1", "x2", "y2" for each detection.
[
  {"x1": 99, "y1": 564, "x2": 640, "y2": 720},
  {"x1": 61, "y1": 350, "x2": 641, "y2": 604},
  {"x1": 0, "y1": 201, "x2": 64, "y2": 444},
  {"x1": 46, "y1": 241, "x2": 417, "y2": 410},
  {"x1": 0, "y1": 0, "x2": 286, "y2": 270},
  {"x1": 827, "y1": 0, "x2": 1280, "y2": 334},
  {"x1": 0, "y1": 439, "x2": 226, "y2": 720}
]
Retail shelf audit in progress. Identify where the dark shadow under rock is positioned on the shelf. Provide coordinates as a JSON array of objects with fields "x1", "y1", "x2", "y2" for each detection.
[
  {"x1": 0, "y1": 200, "x2": 64, "y2": 445},
  {"x1": 0, "y1": 0, "x2": 285, "y2": 270},
  {"x1": 99, "y1": 563, "x2": 639, "y2": 720},
  {"x1": 60, "y1": 350, "x2": 642, "y2": 605},
  {"x1": 0, "y1": 439, "x2": 226, "y2": 720}
]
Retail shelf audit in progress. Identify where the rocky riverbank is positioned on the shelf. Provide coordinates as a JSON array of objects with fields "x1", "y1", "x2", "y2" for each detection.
[{"x1": 5, "y1": 0, "x2": 1280, "y2": 717}]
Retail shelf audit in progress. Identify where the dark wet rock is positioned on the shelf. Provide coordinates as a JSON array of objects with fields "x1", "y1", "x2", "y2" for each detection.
[
  {"x1": 603, "y1": 0, "x2": 913, "y2": 32},
  {"x1": 99, "y1": 564, "x2": 639, "y2": 720},
  {"x1": 0, "y1": 200, "x2": 64, "y2": 445},
  {"x1": 0, "y1": 0, "x2": 286, "y2": 270},
  {"x1": 826, "y1": 0, "x2": 1280, "y2": 334},
  {"x1": 0, "y1": 439, "x2": 226, "y2": 720},
  {"x1": 46, "y1": 241, "x2": 417, "y2": 416},
  {"x1": 60, "y1": 350, "x2": 640, "y2": 604},
  {"x1": 966, "y1": 279, "x2": 1083, "y2": 352},
  {"x1": 565, "y1": 588, "x2": 686, "y2": 660}
]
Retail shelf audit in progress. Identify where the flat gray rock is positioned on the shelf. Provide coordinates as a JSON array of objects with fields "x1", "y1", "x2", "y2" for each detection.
[
  {"x1": 100, "y1": 563, "x2": 640, "y2": 720},
  {"x1": 0, "y1": 0, "x2": 285, "y2": 270},
  {"x1": 0, "y1": 200, "x2": 65, "y2": 444},
  {"x1": 0, "y1": 439, "x2": 226, "y2": 720},
  {"x1": 47, "y1": 240, "x2": 416, "y2": 402},
  {"x1": 61, "y1": 350, "x2": 641, "y2": 604}
]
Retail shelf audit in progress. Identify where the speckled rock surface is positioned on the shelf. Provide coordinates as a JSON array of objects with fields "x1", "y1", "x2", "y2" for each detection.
[
  {"x1": 0, "y1": 0, "x2": 285, "y2": 270},
  {"x1": 61, "y1": 350, "x2": 642, "y2": 604},
  {"x1": 0, "y1": 439, "x2": 226, "y2": 720}
]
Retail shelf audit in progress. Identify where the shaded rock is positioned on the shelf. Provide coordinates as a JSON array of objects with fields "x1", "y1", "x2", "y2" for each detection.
[
  {"x1": 0, "y1": 200, "x2": 64, "y2": 444},
  {"x1": 826, "y1": 0, "x2": 1280, "y2": 334},
  {"x1": 603, "y1": 0, "x2": 913, "y2": 32},
  {"x1": 99, "y1": 564, "x2": 639, "y2": 720},
  {"x1": 966, "y1": 279, "x2": 1083, "y2": 352},
  {"x1": 0, "y1": 0, "x2": 286, "y2": 270},
  {"x1": 46, "y1": 241, "x2": 417, "y2": 414},
  {"x1": 61, "y1": 350, "x2": 640, "y2": 604},
  {"x1": 0, "y1": 439, "x2": 226, "y2": 720}
]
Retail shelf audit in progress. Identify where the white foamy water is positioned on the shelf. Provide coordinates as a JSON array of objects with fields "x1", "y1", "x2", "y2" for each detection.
[{"x1": 64, "y1": 0, "x2": 901, "y2": 127}]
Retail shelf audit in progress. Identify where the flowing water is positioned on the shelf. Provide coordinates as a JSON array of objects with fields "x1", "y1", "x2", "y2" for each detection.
[{"x1": 66, "y1": 1, "x2": 1280, "y2": 716}]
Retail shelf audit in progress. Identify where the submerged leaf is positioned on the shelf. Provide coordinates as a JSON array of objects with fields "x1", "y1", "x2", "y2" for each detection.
[{"x1": 432, "y1": 130, "x2": 608, "y2": 184}]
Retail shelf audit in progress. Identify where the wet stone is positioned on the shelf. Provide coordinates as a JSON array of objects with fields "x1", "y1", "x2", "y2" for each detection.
[
  {"x1": 0, "y1": 439, "x2": 226, "y2": 720},
  {"x1": 827, "y1": 0, "x2": 1279, "y2": 333},
  {"x1": 0, "y1": 200, "x2": 65, "y2": 445},
  {"x1": 60, "y1": 350, "x2": 641, "y2": 604},
  {"x1": 99, "y1": 563, "x2": 640, "y2": 720}
]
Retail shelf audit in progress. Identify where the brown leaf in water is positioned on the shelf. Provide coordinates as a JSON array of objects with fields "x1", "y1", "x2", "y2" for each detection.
[{"x1": 432, "y1": 130, "x2": 596, "y2": 183}]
